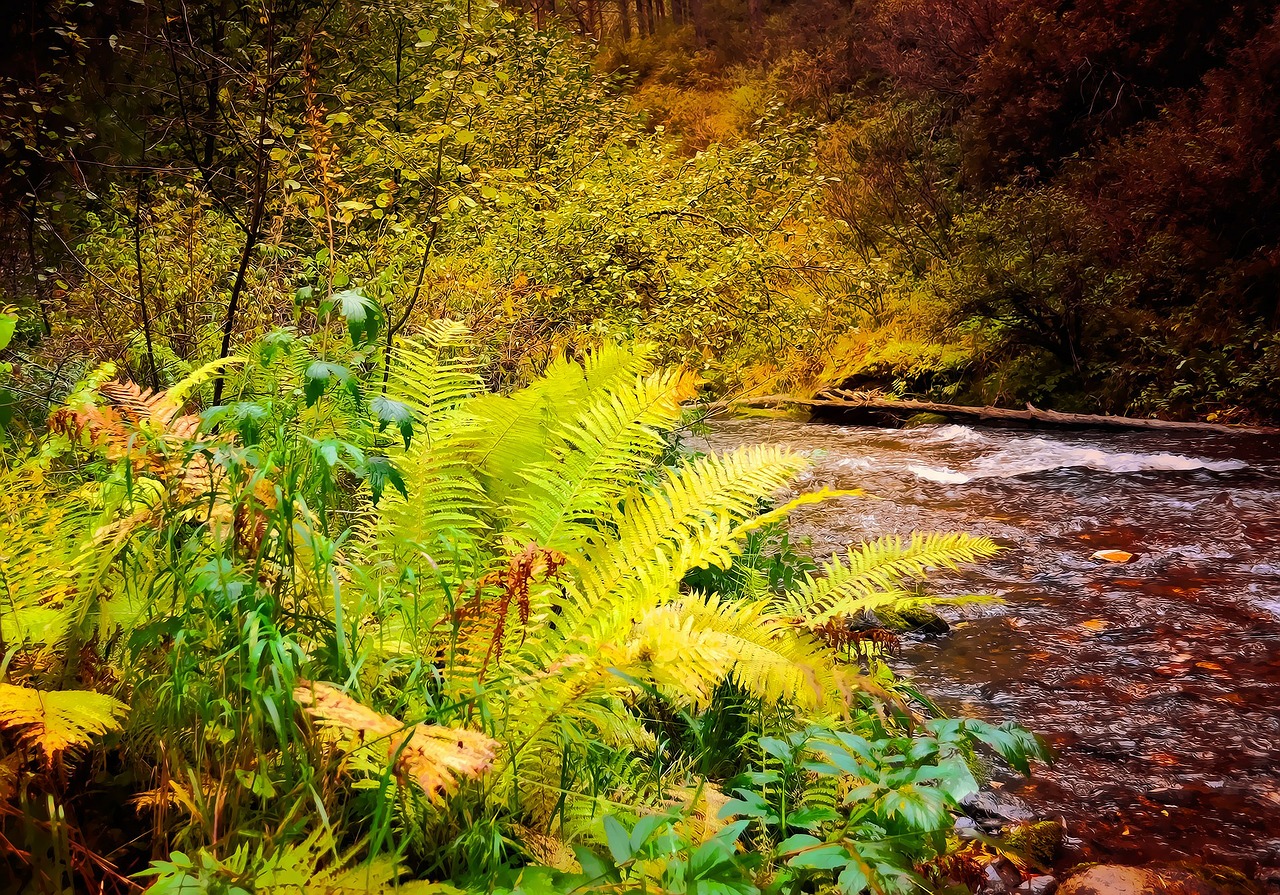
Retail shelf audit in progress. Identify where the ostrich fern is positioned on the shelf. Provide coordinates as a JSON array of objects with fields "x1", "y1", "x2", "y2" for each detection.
[{"x1": 0, "y1": 326, "x2": 1007, "y2": 885}]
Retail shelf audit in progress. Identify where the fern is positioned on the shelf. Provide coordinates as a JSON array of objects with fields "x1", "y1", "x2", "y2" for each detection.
[
  {"x1": 508, "y1": 366, "x2": 698, "y2": 553},
  {"x1": 774, "y1": 532, "x2": 1001, "y2": 625},
  {"x1": 387, "y1": 321, "x2": 483, "y2": 426},
  {"x1": 0, "y1": 683, "x2": 128, "y2": 762}
]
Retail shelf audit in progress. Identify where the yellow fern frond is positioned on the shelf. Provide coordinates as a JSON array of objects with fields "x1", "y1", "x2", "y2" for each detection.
[
  {"x1": 0, "y1": 683, "x2": 128, "y2": 762},
  {"x1": 387, "y1": 321, "x2": 483, "y2": 424},
  {"x1": 510, "y1": 366, "x2": 698, "y2": 552},
  {"x1": 776, "y1": 532, "x2": 1001, "y2": 624}
]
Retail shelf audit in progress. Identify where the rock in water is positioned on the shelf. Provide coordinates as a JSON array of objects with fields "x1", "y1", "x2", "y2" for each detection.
[
  {"x1": 1058, "y1": 864, "x2": 1259, "y2": 895},
  {"x1": 1018, "y1": 876, "x2": 1059, "y2": 895},
  {"x1": 875, "y1": 604, "x2": 951, "y2": 635},
  {"x1": 1091, "y1": 549, "x2": 1135, "y2": 563},
  {"x1": 961, "y1": 790, "x2": 1035, "y2": 824}
]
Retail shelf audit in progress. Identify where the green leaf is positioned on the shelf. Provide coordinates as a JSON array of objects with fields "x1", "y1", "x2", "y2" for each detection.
[
  {"x1": 759, "y1": 736, "x2": 795, "y2": 764},
  {"x1": 571, "y1": 847, "x2": 618, "y2": 884},
  {"x1": 786, "y1": 806, "x2": 840, "y2": 830},
  {"x1": 786, "y1": 842, "x2": 850, "y2": 871},
  {"x1": 629, "y1": 813, "x2": 668, "y2": 853},
  {"x1": 604, "y1": 816, "x2": 632, "y2": 864},
  {"x1": 720, "y1": 789, "x2": 774, "y2": 823},
  {"x1": 0, "y1": 312, "x2": 16, "y2": 352},
  {"x1": 777, "y1": 833, "x2": 822, "y2": 854},
  {"x1": 370, "y1": 395, "x2": 414, "y2": 448},
  {"x1": 360, "y1": 455, "x2": 406, "y2": 506},
  {"x1": 334, "y1": 288, "x2": 381, "y2": 347},
  {"x1": 304, "y1": 361, "x2": 352, "y2": 407},
  {"x1": 838, "y1": 862, "x2": 869, "y2": 895}
]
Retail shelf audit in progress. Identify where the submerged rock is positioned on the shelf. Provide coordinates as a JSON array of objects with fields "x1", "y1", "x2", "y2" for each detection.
[
  {"x1": 1058, "y1": 864, "x2": 1259, "y2": 895},
  {"x1": 962, "y1": 790, "x2": 1036, "y2": 825}
]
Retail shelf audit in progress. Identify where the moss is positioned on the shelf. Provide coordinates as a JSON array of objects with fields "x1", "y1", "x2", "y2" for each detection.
[
  {"x1": 875, "y1": 604, "x2": 950, "y2": 635},
  {"x1": 1004, "y1": 821, "x2": 1064, "y2": 870},
  {"x1": 902, "y1": 412, "x2": 951, "y2": 428}
]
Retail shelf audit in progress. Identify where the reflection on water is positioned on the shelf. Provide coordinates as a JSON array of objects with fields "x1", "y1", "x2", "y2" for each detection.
[{"x1": 696, "y1": 418, "x2": 1280, "y2": 877}]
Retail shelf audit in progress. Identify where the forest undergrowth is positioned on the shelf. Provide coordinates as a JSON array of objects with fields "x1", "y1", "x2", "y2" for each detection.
[{"x1": 0, "y1": 317, "x2": 1048, "y2": 893}]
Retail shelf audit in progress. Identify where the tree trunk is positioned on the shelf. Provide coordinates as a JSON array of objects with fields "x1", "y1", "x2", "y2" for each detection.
[
  {"x1": 731, "y1": 391, "x2": 1280, "y2": 436},
  {"x1": 619, "y1": 0, "x2": 631, "y2": 39},
  {"x1": 687, "y1": 0, "x2": 706, "y2": 43}
]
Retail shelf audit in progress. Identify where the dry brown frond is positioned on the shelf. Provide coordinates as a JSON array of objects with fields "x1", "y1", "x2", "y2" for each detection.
[{"x1": 294, "y1": 681, "x2": 497, "y2": 800}]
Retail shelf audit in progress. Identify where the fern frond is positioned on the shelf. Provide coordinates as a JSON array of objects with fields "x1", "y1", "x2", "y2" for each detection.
[
  {"x1": 163, "y1": 354, "x2": 246, "y2": 410},
  {"x1": 510, "y1": 367, "x2": 698, "y2": 552},
  {"x1": 295, "y1": 681, "x2": 497, "y2": 800},
  {"x1": 387, "y1": 321, "x2": 483, "y2": 425},
  {"x1": 775, "y1": 532, "x2": 1001, "y2": 624},
  {"x1": 0, "y1": 683, "x2": 128, "y2": 762},
  {"x1": 373, "y1": 425, "x2": 491, "y2": 563},
  {"x1": 638, "y1": 594, "x2": 846, "y2": 710},
  {"x1": 561, "y1": 446, "x2": 810, "y2": 645},
  {"x1": 581, "y1": 342, "x2": 656, "y2": 393}
]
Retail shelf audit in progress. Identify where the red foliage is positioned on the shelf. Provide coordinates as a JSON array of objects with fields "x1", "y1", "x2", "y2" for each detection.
[{"x1": 867, "y1": 0, "x2": 1275, "y2": 178}]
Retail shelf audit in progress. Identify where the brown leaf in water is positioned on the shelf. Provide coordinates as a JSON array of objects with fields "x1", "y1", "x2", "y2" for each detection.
[
  {"x1": 1091, "y1": 549, "x2": 1134, "y2": 563},
  {"x1": 1080, "y1": 618, "x2": 1109, "y2": 631},
  {"x1": 295, "y1": 681, "x2": 496, "y2": 799}
]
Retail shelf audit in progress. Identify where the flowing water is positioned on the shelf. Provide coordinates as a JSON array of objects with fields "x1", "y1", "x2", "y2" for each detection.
[{"x1": 697, "y1": 418, "x2": 1280, "y2": 879}]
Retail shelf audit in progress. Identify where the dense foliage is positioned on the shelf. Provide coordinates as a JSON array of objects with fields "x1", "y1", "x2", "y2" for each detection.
[
  {"x1": 0, "y1": 320, "x2": 1046, "y2": 892},
  {"x1": 609, "y1": 0, "x2": 1280, "y2": 418}
]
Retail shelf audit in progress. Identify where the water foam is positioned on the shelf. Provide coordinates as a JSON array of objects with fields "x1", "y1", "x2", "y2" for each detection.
[{"x1": 907, "y1": 437, "x2": 1247, "y2": 484}]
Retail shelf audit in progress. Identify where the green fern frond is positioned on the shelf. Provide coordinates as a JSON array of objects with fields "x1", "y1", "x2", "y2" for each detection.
[
  {"x1": 581, "y1": 342, "x2": 656, "y2": 393},
  {"x1": 509, "y1": 367, "x2": 697, "y2": 552},
  {"x1": 775, "y1": 532, "x2": 1001, "y2": 624},
  {"x1": 0, "y1": 606, "x2": 71, "y2": 648},
  {"x1": 387, "y1": 321, "x2": 484, "y2": 425},
  {"x1": 164, "y1": 354, "x2": 246, "y2": 409},
  {"x1": 658, "y1": 594, "x2": 846, "y2": 710},
  {"x1": 567, "y1": 446, "x2": 810, "y2": 638}
]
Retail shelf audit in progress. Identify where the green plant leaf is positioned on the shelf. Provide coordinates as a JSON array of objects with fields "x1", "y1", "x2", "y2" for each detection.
[
  {"x1": 838, "y1": 862, "x2": 869, "y2": 895},
  {"x1": 786, "y1": 841, "x2": 850, "y2": 871},
  {"x1": 335, "y1": 288, "x2": 380, "y2": 347},
  {"x1": 371, "y1": 395, "x2": 414, "y2": 448},
  {"x1": 359, "y1": 455, "x2": 407, "y2": 506},
  {"x1": 0, "y1": 312, "x2": 16, "y2": 351},
  {"x1": 572, "y1": 847, "x2": 618, "y2": 885},
  {"x1": 604, "y1": 815, "x2": 631, "y2": 864},
  {"x1": 304, "y1": 362, "x2": 353, "y2": 407}
]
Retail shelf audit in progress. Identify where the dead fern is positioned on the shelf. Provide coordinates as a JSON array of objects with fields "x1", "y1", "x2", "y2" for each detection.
[{"x1": 294, "y1": 681, "x2": 496, "y2": 800}]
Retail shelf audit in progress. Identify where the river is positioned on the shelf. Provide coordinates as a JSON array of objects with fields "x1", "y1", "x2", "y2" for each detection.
[{"x1": 696, "y1": 417, "x2": 1280, "y2": 880}]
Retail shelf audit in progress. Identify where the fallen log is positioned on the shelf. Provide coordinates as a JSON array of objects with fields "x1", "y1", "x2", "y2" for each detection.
[{"x1": 732, "y1": 390, "x2": 1280, "y2": 436}]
